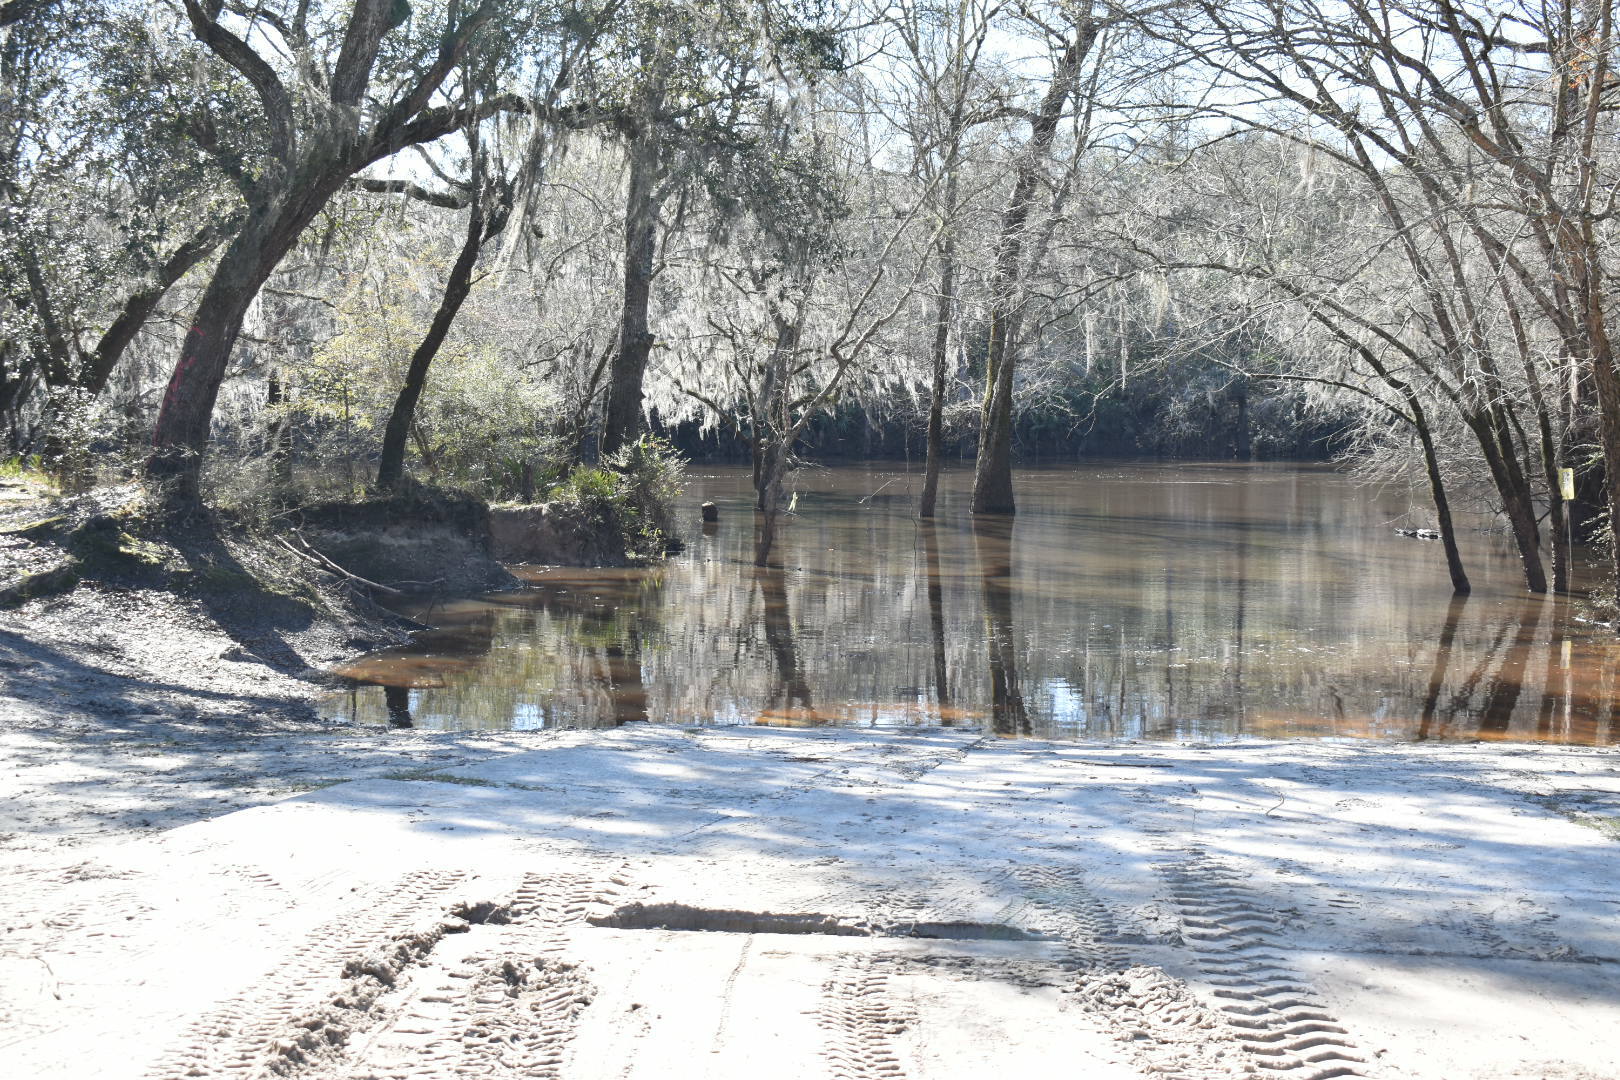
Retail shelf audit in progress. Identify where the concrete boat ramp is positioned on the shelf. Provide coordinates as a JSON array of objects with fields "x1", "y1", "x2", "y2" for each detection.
[{"x1": 4, "y1": 725, "x2": 1618, "y2": 1079}]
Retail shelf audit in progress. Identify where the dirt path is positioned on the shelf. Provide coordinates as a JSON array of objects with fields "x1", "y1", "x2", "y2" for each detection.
[{"x1": 3, "y1": 724, "x2": 1616, "y2": 1079}]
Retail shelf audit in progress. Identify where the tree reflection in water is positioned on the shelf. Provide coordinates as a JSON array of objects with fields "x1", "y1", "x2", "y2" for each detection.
[
  {"x1": 1417, "y1": 596, "x2": 1467, "y2": 741},
  {"x1": 384, "y1": 684, "x2": 413, "y2": 728},
  {"x1": 757, "y1": 564, "x2": 814, "y2": 720},
  {"x1": 972, "y1": 515, "x2": 1028, "y2": 737},
  {"x1": 919, "y1": 520, "x2": 951, "y2": 717},
  {"x1": 319, "y1": 466, "x2": 1620, "y2": 745}
]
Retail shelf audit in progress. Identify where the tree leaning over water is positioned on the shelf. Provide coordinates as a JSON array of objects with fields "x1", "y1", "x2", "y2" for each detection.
[{"x1": 1132, "y1": 0, "x2": 1618, "y2": 595}]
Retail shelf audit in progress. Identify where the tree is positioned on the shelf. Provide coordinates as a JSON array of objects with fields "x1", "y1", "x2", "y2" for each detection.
[
  {"x1": 0, "y1": 1, "x2": 242, "y2": 447},
  {"x1": 1134, "y1": 0, "x2": 1616, "y2": 593},
  {"x1": 371, "y1": 162, "x2": 514, "y2": 492},
  {"x1": 146, "y1": 0, "x2": 559, "y2": 500},
  {"x1": 879, "y1": 0, "x2": 1004, "y2": 518},
  {"x1": 971, "y1": 4, "x2": 1103, "y2": 515},
  {"x1": 590, "y1": 0, "x2": 846, "y2": 457}
]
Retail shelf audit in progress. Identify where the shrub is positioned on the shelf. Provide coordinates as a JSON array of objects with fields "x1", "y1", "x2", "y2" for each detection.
[{"x1": 543, "y1": 437, "x2": 687, "y2": 562}]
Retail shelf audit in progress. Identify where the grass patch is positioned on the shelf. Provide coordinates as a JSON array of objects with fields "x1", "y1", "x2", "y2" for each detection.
[
  {"x1": 377, "y1": 769, "x2": 555, "y2": 793},
  {"x1": 0, "y1": 455, "x2": 52, "y2": 486},
  {"x1": 1573, "y1": 814, "x2": 1620, "y2": 842},
  {"x1": 381, "y1": 769, "x2": 500, "y2": 786},
  {"x1": 282, "y1": 778, "x2": 347, "y2": 793}
]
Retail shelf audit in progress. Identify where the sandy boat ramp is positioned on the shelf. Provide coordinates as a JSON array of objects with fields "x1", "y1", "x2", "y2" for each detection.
[{"x1": 3, "y1": 724, "x2": 1617, "y2": 1080}]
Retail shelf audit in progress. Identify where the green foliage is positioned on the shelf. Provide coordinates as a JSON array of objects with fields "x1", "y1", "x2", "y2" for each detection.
[
  {"x1": 541, "y1": 436, "x2": 687, "y2": 562},
  {"x1": 41, "y1": 389, "x2": 139, "y2": 494},
  {"x1": 421, "y1": 350, "x2": 559, "y2": 498},
  {"x1": 0, "y1": 455, "x2": 49, "y2": 484}
]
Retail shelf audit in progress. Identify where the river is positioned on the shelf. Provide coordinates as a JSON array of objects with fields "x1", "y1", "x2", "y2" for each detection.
[{"x1": 321, "y1": 463, "x2": 1618, "y2": 744}]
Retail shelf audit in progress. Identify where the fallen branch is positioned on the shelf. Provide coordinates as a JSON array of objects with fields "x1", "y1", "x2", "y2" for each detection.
[{"x1": 277, "y1": 536, "x2": 404, "y2": 596}]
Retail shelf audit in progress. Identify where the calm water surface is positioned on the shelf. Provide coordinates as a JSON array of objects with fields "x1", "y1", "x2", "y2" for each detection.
[{"x1": 322, "y1": 464, "x2": 1620, "y2": 744}]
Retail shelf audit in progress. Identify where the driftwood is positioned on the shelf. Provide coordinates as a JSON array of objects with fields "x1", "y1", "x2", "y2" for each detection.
[{"x1": 277, "y1": 535, "x2": 405, "y2": 596}]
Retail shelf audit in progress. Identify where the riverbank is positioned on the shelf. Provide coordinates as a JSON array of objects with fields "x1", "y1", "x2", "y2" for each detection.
[
  {"x1": 2, "y1": 725, "x2": 1617, "y2": 1079},
  {"x1": 0, "y1": 478, "x2": 522, "y2": 857}
]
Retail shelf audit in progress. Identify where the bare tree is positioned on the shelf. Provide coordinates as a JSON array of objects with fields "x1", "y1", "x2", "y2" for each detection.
[{"x1": 1134, "y1": 0, "x2": 1617, "y2": 592}]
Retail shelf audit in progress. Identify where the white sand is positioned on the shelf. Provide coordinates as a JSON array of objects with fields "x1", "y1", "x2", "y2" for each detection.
[{"x1": 3, "y1": 724, "x2": 1617, "y2": 1079}]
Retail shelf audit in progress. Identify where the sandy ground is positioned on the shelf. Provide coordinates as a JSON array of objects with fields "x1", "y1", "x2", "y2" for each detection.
[{"x1": 2, "y1": 719, "x2": 1617, "y2": 1080}]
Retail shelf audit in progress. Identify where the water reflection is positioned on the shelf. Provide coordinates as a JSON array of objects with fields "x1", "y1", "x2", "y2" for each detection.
[
  {"x1": 972, "y1": 516, "x2": 1029, "y2": 737},
  {"x1": 1416, "y1": 596, "x2": 1466, "y2": 741},
  {"x1": 756, "y1": 564, "x2": 819, "y2": 723},
  {"x1": 920, "y1": 521, "x2": 950, "y2": 712},
  {"x1": 321, "y1": 464, "x2": 1619, "y2": 745},
  {"x1": 384, "y1": 684, "x2": 413, "y2": 728}
]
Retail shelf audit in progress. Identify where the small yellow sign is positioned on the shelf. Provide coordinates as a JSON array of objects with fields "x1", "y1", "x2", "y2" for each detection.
[{"x1": 1559, "y1": 467, "x2": 1576, "y2": 502}]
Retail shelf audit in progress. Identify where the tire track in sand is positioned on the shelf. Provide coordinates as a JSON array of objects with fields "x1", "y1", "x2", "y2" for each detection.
[
  {"x1": 818, "y1": 954, "x2": 910, "y2": 1079},
  {"x1": 1159, "y1": 851, "x2": 1370, "y2": 1080},
  {"x1": 333, "y1": 863, "x2": 631, "y2": 1080},
  {"x1": 146, "y1": 869, "x2": 471, "y2": 1080},
  {"x1": 1009, "y1": 864, "x2": 1247, "y2": 1080}
]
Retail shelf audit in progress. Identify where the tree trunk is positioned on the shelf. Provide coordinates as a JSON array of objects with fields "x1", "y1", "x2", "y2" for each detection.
[
  {"x1": 1586, "y1": 332, "x2": 1620, "y2": 601},
  {"x1": 79, "y1": 215, "x2": 238, "y2": 396},
  {"x1": 376, "y1": 195, "x2": 508, "y2": 492},
  {"x1": 148, "y1": 176, "x2": 348, "y2": 499},
  {"x1": 753, "y1": 441, "x2": 785, "y2": 567},
  {"x1": 1468, "y1": 411, "x2": 1548, "y2": 594},
  {"x1": 970, "y1": 27, "x2": 1094, "y2": 516},
  {"x1": 972, "y1": 305, "x2": 1019, "y2": 514},
  {"x1": 147, "y1": 216, "x2": 282, "y2": 501},
  {"x1": 1232, "y1": 379, "x2": 1251, "y2": 461},
  {"x1": 1408, "y1": 392, "x2": 1470, "y2": 595},
  {"x1": 919, "y1": 232, "x2": 955, "y2": 519},
  {"x1": 601, "y1": 126, "x2": 660, "y2": 457},
  {"x1": 265, "y1": 371, "x2": 293, "y2": 486}
]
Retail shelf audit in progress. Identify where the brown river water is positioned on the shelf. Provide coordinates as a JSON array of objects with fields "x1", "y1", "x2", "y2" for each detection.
[{"x1": 321, "y1": 463, "x2": 1620, "y2": 744}]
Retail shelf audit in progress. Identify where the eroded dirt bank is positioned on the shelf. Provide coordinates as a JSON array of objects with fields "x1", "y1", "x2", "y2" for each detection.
[
  {"x1": 3, "y1": 724, "x2": 1617, "y2": 1080},
  {"x1": 0, "y1": 480, "x2": 543, "y2": 855}
]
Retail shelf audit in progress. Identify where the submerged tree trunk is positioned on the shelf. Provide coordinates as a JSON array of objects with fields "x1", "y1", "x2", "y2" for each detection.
[
  {"x1": 1408, "y1": 393, "x2": 1470, "y2": 595},
  {"x1": 753, "y1": 433, "x2": 787, "y2": 566},
  {"x1": 971, "y1": 25, "x2": 1095, "y2": 516},
  {"x1": 1465, "y1": 410, "x2": 1548, "y2": 595},
  {"x1": 376, "y1": 194, "x2": 510, "y2": 492},
  {"x1": 919, "y1": 227, "x2": 955, "y2": 519}
]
